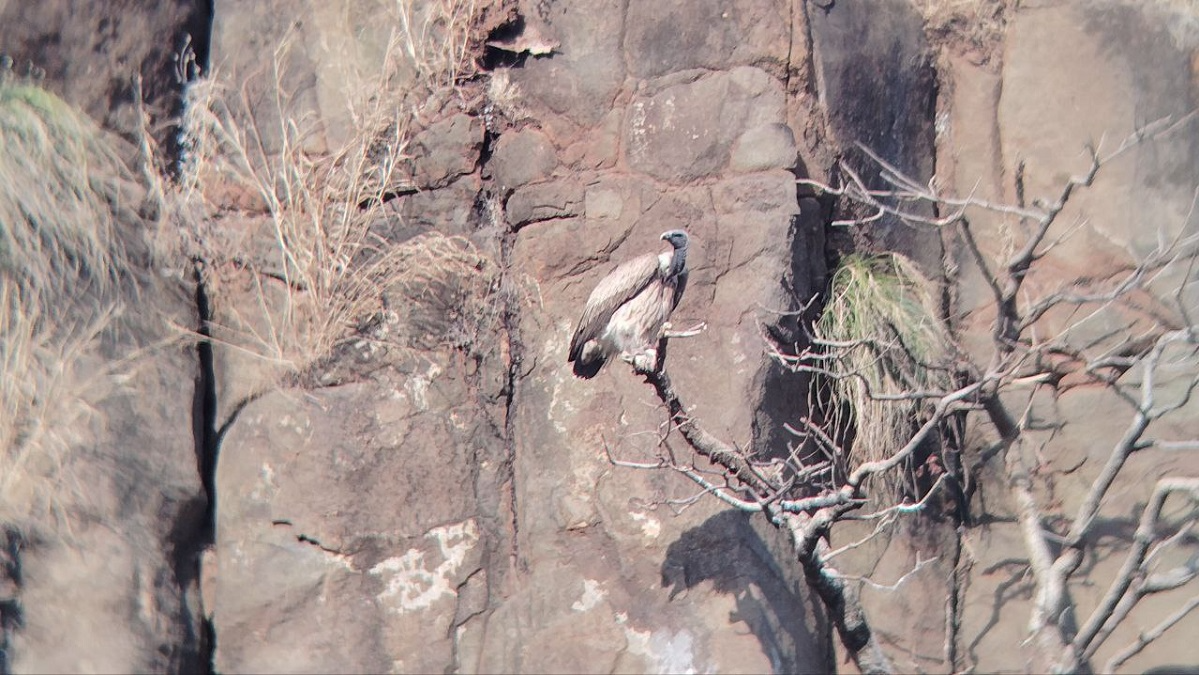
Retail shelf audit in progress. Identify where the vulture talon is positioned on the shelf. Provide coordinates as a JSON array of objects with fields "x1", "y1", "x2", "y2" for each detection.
[{"x1": 664, "y1": 322, "x2": 707, "y2": 339}]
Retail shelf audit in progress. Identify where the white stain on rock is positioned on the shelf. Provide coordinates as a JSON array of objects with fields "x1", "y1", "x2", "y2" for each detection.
[
  {"x1": 404, "y1": 360, "x2": 443, "y2": 411},
  {"x1": 250, "y1": 462, "x2": 278, "y2": 502},
  {"x1": 629, "y1": 101, "x2": 649, "y2": 165},
  {"x1": 370, "y1": 519, "x2": 478, "y2": 613},
  {"x1": 615, "y1": 613, "x2": 704, "y2": 674},
  {"x1": 629, "y1": 511, "x2": 661, "y2": 539},
  {"x1": 572, "y1": 578, "x2": 607, "y2": 612},
  {"x1": 730, "y1": 332, "x2": 746, "y2": 365}
]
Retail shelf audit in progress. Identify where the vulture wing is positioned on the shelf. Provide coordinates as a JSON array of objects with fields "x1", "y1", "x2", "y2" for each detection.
[{"x1": 568, "y1": 253, "x2": 661, "y2": 362}]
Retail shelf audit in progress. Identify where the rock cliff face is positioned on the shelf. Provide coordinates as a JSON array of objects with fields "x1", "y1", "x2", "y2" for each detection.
[{"x1": 0, "y1": 0, "x2": 1197, "y2": 673}]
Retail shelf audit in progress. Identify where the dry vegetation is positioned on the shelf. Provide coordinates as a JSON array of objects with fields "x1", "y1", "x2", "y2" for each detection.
[
  {"x1": 911, "y1": 0, "x2": 1012, "y2": 66},
  {"x1": 812, "y1": 252, "x2": 956, "y2": 500},
  {"x1": 175, "y1": 0, "x2": 495, "y2": 385},
  {"x1": 0, "y1": 81, "x2": 137, "y2": 529}
]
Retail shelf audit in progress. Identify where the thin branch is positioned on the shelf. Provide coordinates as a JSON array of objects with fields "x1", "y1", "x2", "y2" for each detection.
[
  {"x1": 780, "y1": 511, "x2": 896, "y2": 674},
  {"x1": 1066, "y1": 331, "x2": 1194, "y2": 548},
  {"x1": 1075, "y1": 477, "x2": 1199, "y2": 657},
  {"x1": 1104, "y1": 594, "x2": 1199, "y2": 673},
  {"x1": 675, "y1": 466, "x2": 765, "y2": 512},
  {"x1": 836, "y1": 553, "x2": 940, "y2": 593},
  {"x1": 641, "y1": 361, "x2": 776, "y2": 496},
  {"x1": 848, "y1": 381, "x2": 983, "y2": 485}
]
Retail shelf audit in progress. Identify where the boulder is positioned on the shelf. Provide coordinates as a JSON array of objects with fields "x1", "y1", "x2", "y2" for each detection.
[
  {"x1": 409, "y1": 113, "x2": 485, "y2": 189},
  {"x1": 506, "y1": 179, "x2": 584, "y2": 228},
  {"x1": 489, "y1": 127, "x2": 559, "y2": 193},
  {"x1": 210, "y1": 363, "x2": 503, "y2": 673}
]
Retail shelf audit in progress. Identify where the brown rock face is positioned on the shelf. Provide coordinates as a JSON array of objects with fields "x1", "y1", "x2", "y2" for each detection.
[
  {"x1": 808, "y1": 0, "x2": 943, "y2": 274},
  {"x1": 202, "y1": 0, "x2": 830, "y2": 671},
  {"x1": 940, "y1": 3, "x2": 1199, "y2": 671},
  {"x1": 624, "y1": 67, "x2": 792, "y2": 182},
  {"x1": 213, "y1": 363, "x2": 503, "y2": 673}
]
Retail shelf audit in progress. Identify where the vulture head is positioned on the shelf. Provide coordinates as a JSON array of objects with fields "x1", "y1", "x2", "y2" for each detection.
[
  {"x1": 661, "y1": 229, "x2": 688, "y2": 248},
  {"x1": 567, "y1": 229, "x2": 691, "y2": 378}
]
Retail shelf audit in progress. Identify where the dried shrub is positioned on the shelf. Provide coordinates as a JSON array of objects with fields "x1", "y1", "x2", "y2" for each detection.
[
  {"x1": 813, "y1": 253, "x2": 955, "y2": 498},
  {"x1": 175, "y1": 2, "x2": 491, "y2": 379},
  {"x1": 0, "y1": 82, "x2": 138, "y2": 530}
]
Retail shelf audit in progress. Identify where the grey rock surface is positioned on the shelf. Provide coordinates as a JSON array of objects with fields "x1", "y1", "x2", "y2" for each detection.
[
  {"x1": 940, "y1": 2, "x2": 1199, "y2": 670},
  {"x1": 212, "y1": 361, "x2": 502, "y2": 673},
  {"x1": 624, "y1": 67, "x2": 787, "y2": 182},
  {"x1": 489, "y1": 127, "x2": 560, "y2": 193},
  {"x1": 410, "y1": 113, "x2": 485, "y2": 189},
  {"x1": 624, "y1": 0, "x2": 790, "y2": 79},
  {"x1": 0, "y1": 4, "x2": 208, "y2": 670},
  {"x1": 506, "y1": 179, "x2": 585, "y2": 228}
]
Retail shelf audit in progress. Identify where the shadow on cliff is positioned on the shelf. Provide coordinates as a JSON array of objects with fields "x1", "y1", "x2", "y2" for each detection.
[{"x1": 661, "y1": 509, "x2": 832, "y2": 673}]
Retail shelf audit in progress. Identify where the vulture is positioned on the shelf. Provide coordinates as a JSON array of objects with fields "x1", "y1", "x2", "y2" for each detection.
[{"x1": 568, "y1": 229, "x2": 690, "y2": 378}]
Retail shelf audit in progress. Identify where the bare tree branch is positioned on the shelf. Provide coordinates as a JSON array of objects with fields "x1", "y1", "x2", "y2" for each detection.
[
  {"x1": 598, "y1": 113, "x2": 1199, "y2": 673},
  {"x1": 1074, "y1": 478, "x2": 1199, "y2": 658},
  {"x1": 1103, "y1": 594, "x2": 1199, "y2": 672}
]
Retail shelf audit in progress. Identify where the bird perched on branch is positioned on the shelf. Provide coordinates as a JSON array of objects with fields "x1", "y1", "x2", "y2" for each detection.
[{"x1": 568, "y1": 229, "x2": 693, "y2": 378}]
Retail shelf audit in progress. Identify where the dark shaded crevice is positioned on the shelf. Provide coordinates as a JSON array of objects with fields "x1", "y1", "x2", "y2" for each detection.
[
  {"x1": 296, "y1": 535, "x2": 343, "y2": 557},
  {"x1": 478, "y1": 13, "x2": 528, "y2": 71},
  {"x1": 477, "y1": 188, "x2": 525, "y2": 574},
  {"x1": 447, "y1": 566, "x2": 489, "y2": 672},
  {"x1": 446, "y1": 182, "x2": 522, "y2": 672},
  {"x1": 188, "y1": 261, "x2": 219, "y2": 674},
  {"x1": 926, "y1": 49, "x2": 970, "y2": 667},
  {"x1": 0, "y1": 529, "x2": 24, "y2": 675},
  {"x1": 476, "y1": 126, "x2": 499, "y2": 172},
  {"x1": 946, "y1": 526, "x2": 965, "y2": 671},
  {"x1": 355, "y1": 185, "x2": 417, "y2": 211},
  {"x1": 270, "y1": 519, "x2": 345, "y2": 557},
  {"x1": 450, "y1": 569, "x2": 488, "y2": 630},
  {"x1": 193, "y1": 262, "x2": 219, "y2": 547},
  {"x1": 796, "y1": 0, "x2": 821, "y2": 100},
  {"x1": 497, "y1": 206, "x2": 524, "y2": 579},
  {"x1": 165, "y1": 494, "x2": 210, "y2": 674}
]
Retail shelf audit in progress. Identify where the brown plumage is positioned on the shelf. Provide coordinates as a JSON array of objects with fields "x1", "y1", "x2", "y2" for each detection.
[{"x1": 568, "y1": 230, "x2": 690, "y2": 378}]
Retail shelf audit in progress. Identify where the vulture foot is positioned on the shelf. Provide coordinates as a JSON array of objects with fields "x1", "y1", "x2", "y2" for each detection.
[{"x1": 624, "y1": 349, "x2": 659, "y2": 374}]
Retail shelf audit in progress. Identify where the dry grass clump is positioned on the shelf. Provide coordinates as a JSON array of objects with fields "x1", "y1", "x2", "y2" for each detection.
[
  {"x1": 0, "y1": 82, "x2": 135, "y2": 529},
  {"x1": 813, "y1": 253, "x2": 956, "y2": 499},
  {"x1": 0, "y1": 83, "x2": 129, "y2": 299},
  {"x1": 175, "y1": 1, "x2": 492, "y2": 379},
  {"x1": 911, "y1": 0, "x2": 1011, "y2": 67},
  {"x1": 396, "y1": 0, "x2": 481, "y2": 88},
  {"x1": 0, "y1": 287, "x2": 117, "y2": 529}
]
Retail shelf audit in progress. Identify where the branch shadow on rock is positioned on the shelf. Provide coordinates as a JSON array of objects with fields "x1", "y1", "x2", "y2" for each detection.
[{"x1": 661, "y1": 509, "x2": 832, "y2": 674}]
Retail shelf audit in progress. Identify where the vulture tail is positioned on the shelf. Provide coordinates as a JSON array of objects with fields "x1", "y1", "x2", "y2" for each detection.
[{"x1": 571, "y1": 355, "x2": 605, "y2": 379}]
